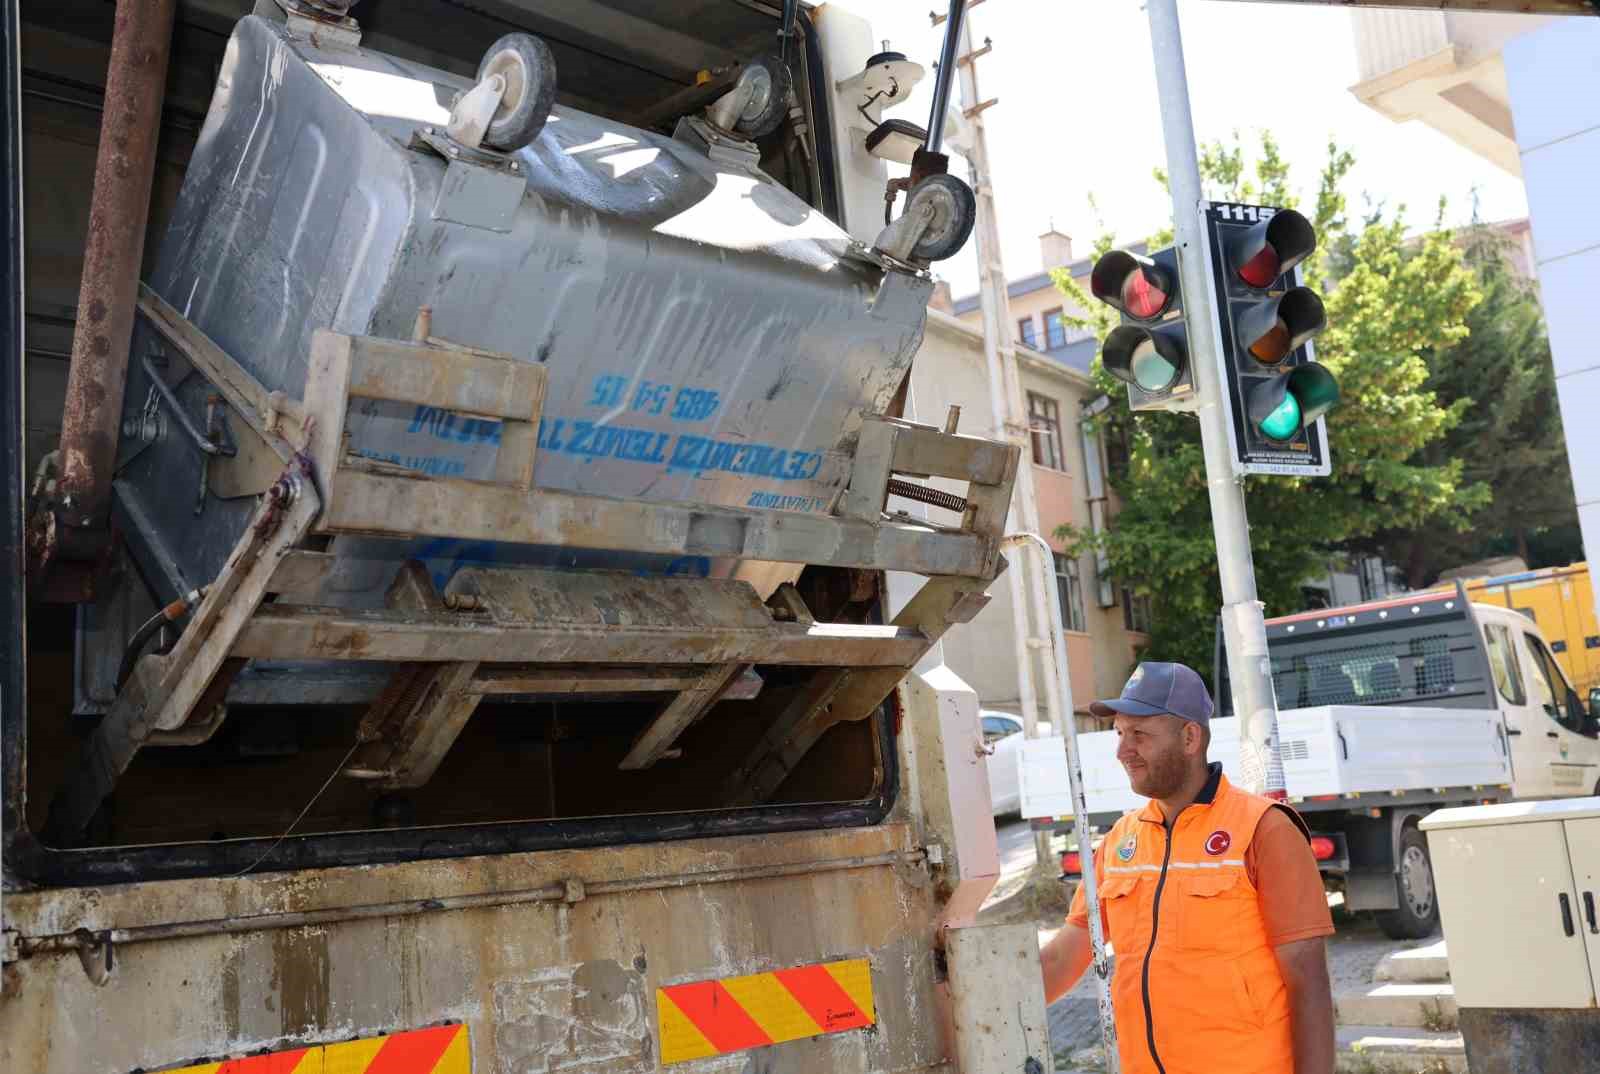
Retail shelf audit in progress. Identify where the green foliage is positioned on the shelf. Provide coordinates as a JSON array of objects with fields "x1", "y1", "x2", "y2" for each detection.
[
  {"x1": 1363, "y1": 225, "x2": 1580, "y2": 584},
  {"x1": 1055, "y1": 133, "x2": 1484, "y2": 682}
]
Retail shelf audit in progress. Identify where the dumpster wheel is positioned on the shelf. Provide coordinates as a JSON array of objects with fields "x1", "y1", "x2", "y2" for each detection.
[
  {"x1": 477, "y1": 32, "x2": 558, "y2": 152},
  {"x1": 907, "y1": 173, "x2": 976, "y2": 262},
  {"x1": 731, "y1": 54, "x2": 793, "y2": 140}
]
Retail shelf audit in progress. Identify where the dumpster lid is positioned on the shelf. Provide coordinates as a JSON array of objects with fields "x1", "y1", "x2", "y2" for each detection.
[{"x1": 1420, "y1": 796, "x2": 1600, "y2": 832}]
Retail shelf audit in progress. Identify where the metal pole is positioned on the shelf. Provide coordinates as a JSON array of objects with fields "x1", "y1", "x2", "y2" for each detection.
[
  {"x1": 0, "y1": 0, "x2": 23, "y2": 954},
  {"x1": 924, "y1": 0, "x2": 965, "y2": 154},
  {"x1": 56, "y1": 0, "x2": 178, "y2": 531},
  {"x1": 1145, "y1": 0, "x2": 1286, "y2": 799},
  {"x1": 1003, "y1": 532, "x2": 1117, "y2": 1073}
]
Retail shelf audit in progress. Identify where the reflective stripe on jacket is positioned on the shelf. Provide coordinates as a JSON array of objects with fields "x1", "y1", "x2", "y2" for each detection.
[{"x1": 1097, "y1": 764, "x2": 1309, "y2": 1074}]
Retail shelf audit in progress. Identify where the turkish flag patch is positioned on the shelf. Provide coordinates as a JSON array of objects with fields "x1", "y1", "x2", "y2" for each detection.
[{"x1": 1204, "y1": 830, "x2": 1232, "y2": 855}]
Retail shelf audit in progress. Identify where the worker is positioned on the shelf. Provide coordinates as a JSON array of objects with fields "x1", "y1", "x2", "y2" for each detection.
[{"x1": 1040, "y1": 661, "x2": 1335, "y2": 1074}]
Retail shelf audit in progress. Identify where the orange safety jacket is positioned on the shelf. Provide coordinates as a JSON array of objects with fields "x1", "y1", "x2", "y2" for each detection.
[{"x1": 1093, "y1": 763, "x2": 1311, "y2": 1074}]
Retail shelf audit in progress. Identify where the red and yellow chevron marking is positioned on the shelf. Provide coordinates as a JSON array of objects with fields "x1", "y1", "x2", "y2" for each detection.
[
  {"x1": 656, "y1": 958, "x2": 875, "y2": 1065},
  {"x1": 158, "y1": 1024, "x2": 469, "y2": 1074}
]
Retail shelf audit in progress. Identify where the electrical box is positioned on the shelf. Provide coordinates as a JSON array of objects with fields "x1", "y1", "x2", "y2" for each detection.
[{"x1": 1422, "y1": 798, "x2": 1600, "y2": 1074}]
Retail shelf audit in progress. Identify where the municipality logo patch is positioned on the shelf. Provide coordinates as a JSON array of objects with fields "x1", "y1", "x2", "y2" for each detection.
[{"x1": 1116, "y1": 833, "x2": 1138, "y2": 862}]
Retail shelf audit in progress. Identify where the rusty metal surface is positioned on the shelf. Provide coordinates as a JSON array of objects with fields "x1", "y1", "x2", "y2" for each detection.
[
  {"x1": 346, "y1": 660, "x2": 482, "y2": 788},
  {"x1": 0, "y1": 826, "x2": 949, "y2": 1074},
  {"x1": 54, "y1": 0, "x2": 177, "y2": 529},
  {"x1": 455, "y1": 567, "x2": 776, "y2": 632},
  {"x1": 229, "y1": 598, "x2": 933, "y2": 668},
  {"x1": 726, "y1": 574, "x2": 994, "y2": 805},
  {"x1": 44, "y1": 456, "x2": 324, "y2": 844},
  {"x1": 618, "y1": 661, "x2": 746, "y2": 770},
  {"x1": 317, "y1": 468, "x2": 994, "y2": 575}
]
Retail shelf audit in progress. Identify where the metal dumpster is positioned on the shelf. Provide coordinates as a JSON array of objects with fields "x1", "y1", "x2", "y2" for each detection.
[
  {"x1": 113, "y1": 14, "x2": 929, "y2": 598},
  {"x1": 48, "y1": 12, "x2": 1016, "y2": 848}
]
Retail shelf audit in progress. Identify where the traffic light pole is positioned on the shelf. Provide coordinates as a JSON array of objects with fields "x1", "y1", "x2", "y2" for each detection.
[{"x1": 1146, "y1": 0, "x2": 1288, "y2": 799}]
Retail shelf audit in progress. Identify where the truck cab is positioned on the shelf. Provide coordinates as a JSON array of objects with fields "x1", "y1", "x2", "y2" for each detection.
[{"x1": 1469, "y1": 601, "x2": 1599, "y2": 797}]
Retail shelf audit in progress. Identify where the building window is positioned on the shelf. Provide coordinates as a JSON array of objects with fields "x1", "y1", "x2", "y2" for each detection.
[
  {"x1": 1064, "y1": 321, "x2": 1093, "y2": 345},
  {"x1": 1055, "y1": 554, "x2": 1087, "y2": 633},
  {"x1": 1043, "y1": 308, "x2": 1067, "y2": 349},
  {"x1": 1027, "y1": 392, "x2": 1065, "y2": 471},
  {"x1": 1121, "y1": 587, "x2": 1152, "y2": 634},
  {"x1": 1017, "y1": 316, "x2": 1038, "y2": 349}
]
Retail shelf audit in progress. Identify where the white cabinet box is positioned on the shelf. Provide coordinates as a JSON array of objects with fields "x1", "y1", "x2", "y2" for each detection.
[{"x1": 1420, "y1": 798, "x2": 1600, "y2": 1009}]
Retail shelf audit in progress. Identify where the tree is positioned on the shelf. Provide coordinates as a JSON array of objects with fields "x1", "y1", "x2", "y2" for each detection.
[
  {"x1": 1052, "y1": 133, "x2": 1483, "y2": 683},
  {"x1": 1360, "y1": 224, "x2": 1580, "y2": 585}
]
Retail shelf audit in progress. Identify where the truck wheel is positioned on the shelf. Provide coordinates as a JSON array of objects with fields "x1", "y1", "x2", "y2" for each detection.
[
  {"x1": 477, "y1": 33, "x2": 558, "y2": 152},
  {"x1": 1376, "y1": 828, "x2": 1439, "y2": 940}
]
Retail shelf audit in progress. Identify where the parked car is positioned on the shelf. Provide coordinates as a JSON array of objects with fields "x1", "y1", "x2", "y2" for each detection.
[{"x1": 982, "y1": 710, "x2": 1025, "y2": 817}]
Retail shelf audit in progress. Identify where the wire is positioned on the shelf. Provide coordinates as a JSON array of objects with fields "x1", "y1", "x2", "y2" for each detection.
[{"x1": 231, "y1": 736, "x2": 365, "y2": 879}]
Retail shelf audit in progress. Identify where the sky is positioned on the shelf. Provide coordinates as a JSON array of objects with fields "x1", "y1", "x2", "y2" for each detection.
[{"x1": 830, "y1": 0, "x2": 1534, "y2": 298}]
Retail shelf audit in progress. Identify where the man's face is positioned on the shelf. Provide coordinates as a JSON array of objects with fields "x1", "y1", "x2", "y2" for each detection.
[{"x1": 1114, "y1": 713, "x2": 1193, "y2": 799}]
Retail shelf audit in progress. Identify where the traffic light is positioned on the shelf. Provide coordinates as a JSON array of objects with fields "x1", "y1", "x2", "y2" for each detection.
[
  {"x1": 1201, "y1": 203, "x2": 1339, "y2": 476},
  {"x1": 1089, "y1": 246, "x2": 1197, "y2": 412}
]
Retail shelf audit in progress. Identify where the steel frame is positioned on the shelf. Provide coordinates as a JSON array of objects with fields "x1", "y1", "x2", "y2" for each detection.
[{"x1": 41, "y1": 307, "x2": 1019, "y2": 842}]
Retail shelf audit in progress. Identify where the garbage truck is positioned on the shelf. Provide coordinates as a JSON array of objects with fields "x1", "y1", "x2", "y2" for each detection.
[{"x1": 1, "y1": 2, "x2": 1054, "y2": 1071}]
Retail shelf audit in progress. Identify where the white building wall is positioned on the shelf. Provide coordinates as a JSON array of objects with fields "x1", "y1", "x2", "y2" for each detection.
[{"x1": 1504, "y1": 18, "x2": 1600, "y2": 622}]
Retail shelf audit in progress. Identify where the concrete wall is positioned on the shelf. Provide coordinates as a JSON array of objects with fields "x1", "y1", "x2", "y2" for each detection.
[
  {"x1": 1350, "y1": 10, "x2": 1553, "y2": 82},
  {"x1": 1504, "y1": 19, "x2": 1600, "y2": 626},
  {"x1": 1018, "y1": 355, "x2": 1144, "y2": 709},
  {"x1": 1348, "y1": 8, "x2": 1553, "y2": 175}
]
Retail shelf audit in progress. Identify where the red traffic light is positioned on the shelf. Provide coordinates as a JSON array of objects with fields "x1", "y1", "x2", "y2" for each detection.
[
  {"x1": 1310, "y1": 836, "x2": 1337, "y2": 862},
  {"x1": 1061, "y1": 850, "x2": 1083, "y2": 875},
  {"x1": 1091, "y1": 250, "x2": 1172, "y2": 321},
  {"x1": 1122, "y1": 269, "x2": 1168, "y2": 319},
  {"x1": 1237, "y1": 245, "x2": 1281, "y2": 289},
  {"x1": 1230, "y1": 209, "x2": 1316, "y2": 290}
]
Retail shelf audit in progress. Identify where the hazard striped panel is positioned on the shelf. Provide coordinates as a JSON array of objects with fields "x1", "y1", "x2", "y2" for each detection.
[
  {"x1": 656, "y1": 958, "x2": 875, "y2": 1065},
  {"x1": 156, "y1": 1024, "x2": 469, "y2": 1074}
]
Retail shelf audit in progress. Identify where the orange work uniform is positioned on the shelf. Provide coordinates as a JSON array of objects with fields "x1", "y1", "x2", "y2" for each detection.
[{"x1": 1067, "y1": 763, "x2": 1329, "y2": 1074}]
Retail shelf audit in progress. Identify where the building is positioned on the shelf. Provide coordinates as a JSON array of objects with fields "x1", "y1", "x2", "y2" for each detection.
[
  {"x1": 1349, "y1": 9, "x2": 1597, "y2": 613},
  {"x1": 917, "y1": 234, "x2": 1149, "y2": 721},
  {"x1": 1349, "y1": 9, "x2": 1553, "y2": 177},
  {"x1": 935, "y1": 227, "x2": 1102, "y2": 376}
]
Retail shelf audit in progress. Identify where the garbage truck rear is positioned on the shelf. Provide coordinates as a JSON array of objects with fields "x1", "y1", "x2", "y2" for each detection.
[{"x1": 1, "y1": 3, "x2": 1051, "y2": 1071}]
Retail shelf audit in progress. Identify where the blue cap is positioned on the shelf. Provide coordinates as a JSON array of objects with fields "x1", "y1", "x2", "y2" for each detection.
[{"x1": 1089, "y1": 661, "x2": 1213, "y2": 726}]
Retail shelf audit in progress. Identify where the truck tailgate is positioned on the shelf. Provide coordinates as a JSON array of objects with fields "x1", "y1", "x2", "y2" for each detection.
[{"x1": 0, "y1": 826, "x2": 948, "y2": 1074}]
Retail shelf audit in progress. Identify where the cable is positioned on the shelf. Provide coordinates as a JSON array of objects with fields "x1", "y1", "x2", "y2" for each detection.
[
  {"x1": 116, "y1": 586, "x2": 208, "y2": 688},
  {"x1": 231, "y1": 735, "x2": 365, "y2": 879}
]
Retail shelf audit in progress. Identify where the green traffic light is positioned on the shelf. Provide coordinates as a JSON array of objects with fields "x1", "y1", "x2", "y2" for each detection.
[
  {"x1": 1131, "y1": 340, "x2": 1180, "y2": 393},
  {"x1": 1259, "y1": 392, "x2": 1302, "y2": 441}
]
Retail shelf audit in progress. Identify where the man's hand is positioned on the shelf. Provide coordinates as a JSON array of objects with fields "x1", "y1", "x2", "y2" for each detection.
[
  {"x1": 1040, "y1": 923, "x2": 1093, "y2": 1005},
  {"x1": 1274, "y1": 936, "x2": 1334, "y2": 1074}
]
